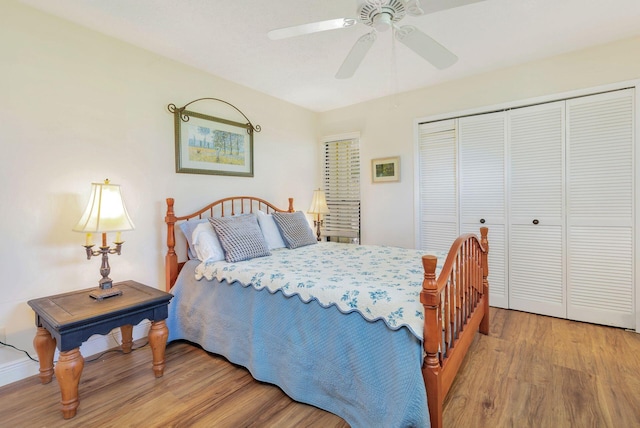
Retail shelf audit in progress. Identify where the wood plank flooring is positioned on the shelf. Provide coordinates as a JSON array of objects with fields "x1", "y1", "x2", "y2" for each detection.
[
  {"x1": 445, "y1": 308, "x2": 640, "y2": 427},
  {"x1": 1, "y1": 308, "x2": 639, "y2": 427}
]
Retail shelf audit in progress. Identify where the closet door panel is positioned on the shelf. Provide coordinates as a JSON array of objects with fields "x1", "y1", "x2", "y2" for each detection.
[
  {"x1": 509, "y1": 102, "x2": 565, "y2": 222},
  {"x1": 459, "y1": 112, "x2": 506, "y2": 224},
  {"x1": 418, "y1": 120, "x2": 459, "y2": 252},
  {"x1": 566, "y1": 89, "x2": 635, "y2": 328},
  {"x1": 423, "y1": 222, "x2": 460, "y2": 252},
  {"x1": 509, "y1": 224, "x2": 565, "y2": 317},
  {"x1": 567, "y1": 90, "x2": 634, "y2": 222},
  {"x1": 508, "y1": 101, "x2": 566, "y2": 317},
  {"x1": 568, "y1": 227, "x2": 634, "y2": 327},
  {"x1": 459, "y1": 112, "x2": 508, "y2": 308}
]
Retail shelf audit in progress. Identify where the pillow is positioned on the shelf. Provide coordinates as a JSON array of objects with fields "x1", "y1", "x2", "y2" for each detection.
[
  {"x1": 208, "y1": 214, "x2": 271, "y2": 262},
  {"x1": 256, "y1": 210, "x2": 286, "y2": 250},
  {"x1": 271, "y1": 211, "x2": 317, "y2": 249},
  {"x1": 178, "y1": 218, "x2": 210, "y2": 259},
  {"x1": 191, "y1": 222, "x2": 225, "y2": 262}
]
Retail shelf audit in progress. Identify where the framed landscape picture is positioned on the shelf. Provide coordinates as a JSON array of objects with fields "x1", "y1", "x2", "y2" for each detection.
[
  {"x1": 173, "y1": 109, "x2": 253, "y2": 177},
  {"x1": 371, "y1": 156, "x2": 400, "y2": 183}
]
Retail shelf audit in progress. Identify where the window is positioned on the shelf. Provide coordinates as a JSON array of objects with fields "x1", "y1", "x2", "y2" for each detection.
[{"x1": 322, "y1": 136, "x2": 360, "y2": 242}]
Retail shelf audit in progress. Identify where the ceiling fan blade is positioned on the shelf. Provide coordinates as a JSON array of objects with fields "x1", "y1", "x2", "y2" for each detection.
[
  {"x1": 268, "y1": 18, "x2": 357, "y2": 40},
  {"x1": 395, "y1": 25, "x2": 457, "y2": 69},
  {"x1": 407, "y1": 0, "x2": 486, "y2": 16},
  {"x1": 335, "y1": 31, "x2": 377, "y2": 79}
]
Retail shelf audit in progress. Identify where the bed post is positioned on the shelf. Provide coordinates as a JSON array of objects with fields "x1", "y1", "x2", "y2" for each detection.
[
  {"x1": 287, "y1": 197, "x2": 294, "y2": 212},
  {"x1": 479, "y1": 226, "x2": 490, "y2": 335},
  {"x1": 420, "y1": 255, "x2": 443, "y2": 428},
  {"x1": 165, "y1": 198, "x2": 178, "y2": 292}
]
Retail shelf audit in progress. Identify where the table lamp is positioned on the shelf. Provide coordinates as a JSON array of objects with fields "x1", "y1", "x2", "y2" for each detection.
[
  {"x1": 73, "y1": 179, "x2": 135, "y2": 300},
  {"x1": 307, "y1": 188, "x2": 330, "y2": 241}
]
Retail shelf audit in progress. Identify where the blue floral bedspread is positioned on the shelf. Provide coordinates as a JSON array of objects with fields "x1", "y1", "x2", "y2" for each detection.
[{"x1": 196, "y1": 242, "x2": 445, "y2": 340}]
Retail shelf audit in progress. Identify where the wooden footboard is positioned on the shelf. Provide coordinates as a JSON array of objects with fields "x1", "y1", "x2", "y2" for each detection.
[{"x1": 420, "y1": 227, "x2": 489, "y2": 428}]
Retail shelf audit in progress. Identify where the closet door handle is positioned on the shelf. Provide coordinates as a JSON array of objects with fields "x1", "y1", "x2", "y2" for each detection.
[
  {"x1": 532, "y1": 219, "x2": 539, "y2": 225},
  {"x1": 480, "y1": 218, "x2": 486, "y2": 224}
]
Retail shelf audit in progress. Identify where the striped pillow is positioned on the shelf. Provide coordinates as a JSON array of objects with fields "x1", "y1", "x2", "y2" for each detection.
[
  {"x1": 272, "y1": 211, "x2": 317, "y2": 249},
  {"x1": 209, "y1": 214, "x2": 271, "y2": 262}
]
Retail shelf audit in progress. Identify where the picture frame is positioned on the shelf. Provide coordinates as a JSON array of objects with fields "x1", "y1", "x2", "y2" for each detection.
[
  {"x1": 371, "y1": 156, "x2": 400, "y2": 183},
  {"x1": 173, "y1": 109, "x2": 253, "y2": 177}
]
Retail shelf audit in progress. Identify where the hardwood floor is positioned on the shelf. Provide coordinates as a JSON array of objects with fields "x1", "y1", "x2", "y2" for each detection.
[
  {"x1": 1, "y1": 308, "x2": 639, "y2": 427},
  {"x1": 445, "y1": 308, "x2": 640, "y2": 427}
]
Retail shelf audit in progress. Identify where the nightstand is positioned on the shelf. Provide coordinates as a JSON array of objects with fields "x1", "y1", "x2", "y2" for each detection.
[{"x1": 27, "y1": 280, "x2": 173, "y2": 419}]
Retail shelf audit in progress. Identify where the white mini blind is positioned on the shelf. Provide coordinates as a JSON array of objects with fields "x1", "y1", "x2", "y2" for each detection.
[{"x1": 322, "y1": 138, "x2": 361, "y2": 239}]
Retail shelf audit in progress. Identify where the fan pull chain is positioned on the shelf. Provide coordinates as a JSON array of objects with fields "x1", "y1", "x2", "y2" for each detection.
[{"x1": 389, "y1": 27, "x2": 400, "y2": 108}]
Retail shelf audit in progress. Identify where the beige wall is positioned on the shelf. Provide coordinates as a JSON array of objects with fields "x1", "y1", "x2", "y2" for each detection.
[
  {"x1": 318, "y1": 36, "x2": 640, "y2": 248},
  {"x1": 0, "y1": 0, "x2": 318, "y2": 378}
]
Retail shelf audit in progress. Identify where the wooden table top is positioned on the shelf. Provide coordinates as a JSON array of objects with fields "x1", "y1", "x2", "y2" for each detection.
[{"x1": 28, "y1": 280, "x2": 172, "y2": 332}]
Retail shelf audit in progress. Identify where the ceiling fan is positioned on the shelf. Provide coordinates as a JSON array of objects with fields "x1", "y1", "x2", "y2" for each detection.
[{"x1": 268, "y1": 0, "x2": 483, "y2": 79}]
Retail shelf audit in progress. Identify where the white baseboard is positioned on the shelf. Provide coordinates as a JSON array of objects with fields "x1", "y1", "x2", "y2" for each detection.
[
  {"x1": 0, "y1": 321, "x2": 151, "y2": 388},
  {"x1": 0, "y1": 354, "x2": 39, "y2": 387}
]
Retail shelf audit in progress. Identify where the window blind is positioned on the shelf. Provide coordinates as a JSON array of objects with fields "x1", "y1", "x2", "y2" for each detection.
[{"x1": 322, "y1": 138, "x2": 361, "y2": 239}]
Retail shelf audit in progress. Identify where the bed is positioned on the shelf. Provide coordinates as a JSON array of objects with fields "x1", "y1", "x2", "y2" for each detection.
[{"x1": 164, "y1": 196, "x2": 489, "y2": 428}]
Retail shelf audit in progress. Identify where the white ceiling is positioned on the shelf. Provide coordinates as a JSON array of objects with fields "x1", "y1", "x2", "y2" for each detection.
[{"x1": 19, "y1": 0, "x2": 640, "y2": 112}]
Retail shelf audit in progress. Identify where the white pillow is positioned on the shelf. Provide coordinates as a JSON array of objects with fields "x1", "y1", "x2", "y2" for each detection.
[
  {"x1": 179, "y1": 218, "x2": 209, "y2": 260},
  {"x1": 192, "y1": 222, "x2": 225, "y2": 262},
  {"x1": 256, "y1": 210, "x2": 286, "y2": 250}
]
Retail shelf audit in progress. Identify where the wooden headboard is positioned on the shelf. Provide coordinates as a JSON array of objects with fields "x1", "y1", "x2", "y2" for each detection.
[{"x1": 164, "y1": 196, "x2": 294, "y2": 291}]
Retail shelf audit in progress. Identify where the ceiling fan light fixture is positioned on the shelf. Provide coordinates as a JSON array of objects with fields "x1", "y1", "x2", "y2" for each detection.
[
  {"x1": 358, "y1": 0, "x2": 406, "y2": 27},
  {"x1": 373, "y1": 12, "x2": 393, "y2": 32}
]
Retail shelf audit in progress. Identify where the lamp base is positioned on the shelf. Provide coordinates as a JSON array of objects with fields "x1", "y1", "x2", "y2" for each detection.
[
  {"x1": 83, "y1": 236, "x2": 126, "y2": 300},
  {"x1": 89, "y1": 286, "x2": 123, "y2": 301},
  {"x1": 314, "y1": 217, "x2": 323, "y2": 242}
]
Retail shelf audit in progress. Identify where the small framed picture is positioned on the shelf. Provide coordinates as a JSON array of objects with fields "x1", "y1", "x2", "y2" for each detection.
[{"x1": 371, "y1": 156, "x2": 400, "y2": 183}]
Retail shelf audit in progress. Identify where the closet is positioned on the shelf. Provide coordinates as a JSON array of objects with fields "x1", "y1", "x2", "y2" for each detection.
[{"x1": 417, "y1": 88, "x2": 635, "y2": 328}]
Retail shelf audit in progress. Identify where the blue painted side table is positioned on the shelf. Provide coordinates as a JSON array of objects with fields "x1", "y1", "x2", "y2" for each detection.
[{"x1": 28, "y1": 280, "x2": 172, "y2": 419}]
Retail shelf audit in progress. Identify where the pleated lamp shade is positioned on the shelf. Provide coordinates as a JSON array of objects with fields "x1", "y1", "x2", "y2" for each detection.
[
  {"x1": 308, "y1": 189, "x2": 330, "y2": 215},
  {"x1": 73, "y1": 180, "x2": 135, "y2": 233}
]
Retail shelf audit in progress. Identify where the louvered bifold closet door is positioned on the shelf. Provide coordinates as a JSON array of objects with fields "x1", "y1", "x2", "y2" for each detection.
[
  {"x1": 566, "y1": 89, "x2": 635, "y2": 328},
  {"x1": 459, "y1": 112, "x2": 508, "y2": 308},
  {"x1": 509, "y1": 101, "x2": 566, "y2": 318},
  {"x1": 323, "y1": 138, "x2": 361, "y2": 240},
  {"x1": 418, "y1": 119, "x2": 458, "y2": 252}
]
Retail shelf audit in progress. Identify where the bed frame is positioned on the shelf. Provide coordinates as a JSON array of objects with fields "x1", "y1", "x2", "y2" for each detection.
[{"x1": 164, "y1": 196, "x2": 489, "y2": 428}]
